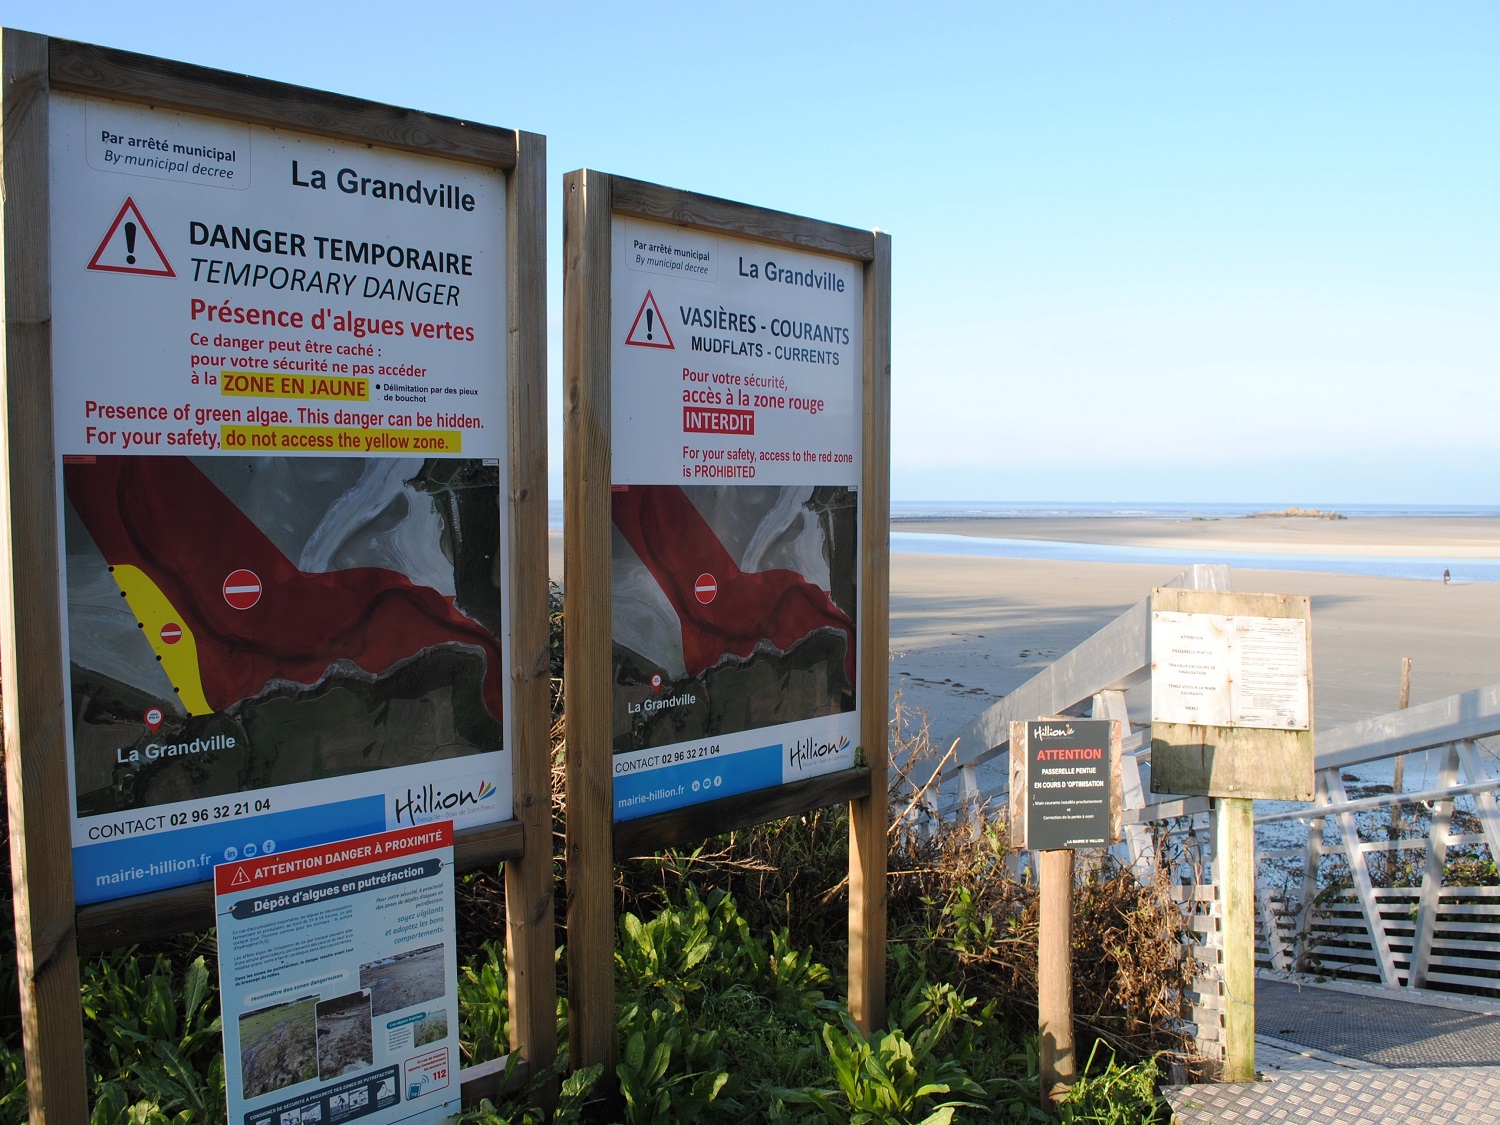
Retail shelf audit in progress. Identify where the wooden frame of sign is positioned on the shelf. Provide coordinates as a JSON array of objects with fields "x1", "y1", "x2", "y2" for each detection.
[
  {"x1": 0, "y1": 31, "x2": 554, "y2": 1118},
  {"x1": 563, "y1": 169, "x2": 891, "y2": 1075}
]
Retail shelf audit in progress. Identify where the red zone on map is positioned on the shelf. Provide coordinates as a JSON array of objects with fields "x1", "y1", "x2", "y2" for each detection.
[
  {"x1": 64, "y1": 456, "x2": 504, "y2": 720},
  {"x1": 612, "y1": 485, "x2": 854, "y2": 687}
]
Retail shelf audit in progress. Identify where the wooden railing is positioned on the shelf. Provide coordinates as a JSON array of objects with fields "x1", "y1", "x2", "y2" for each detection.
[
  {"x1": 928, "y1": 566, "x2": 1500, "y2": 1060},
  {"x1": 938, "y1": 563, "x2": 1229, "y2": 833}
]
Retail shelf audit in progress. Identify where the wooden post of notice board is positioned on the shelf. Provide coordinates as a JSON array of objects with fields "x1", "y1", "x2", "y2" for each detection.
[
  {"x1": 1, "y1": 31, "x2": 554, "y2": 1118},
  {"x1": 1212, "y1": 794, "x2": 1256, "y2": 1083},
  {"x1": 852, "y1": 227, "x2": 893, "y2": 1035},
  {"x1": 1011, "y1": 718, "x2": 1122, "y2": 1107},
  {"x1": 562, "y1": 167, "x2": 619, "y2": 1078},
  {"x1": 0, "y1": 30, "x2": 91, "y2": 1123},
  {"x1": 500, "y1": 125, "x2": 558, "y2": 1093},
  {"x1": 564, "y1": 171, "x2": 890, "y2": 1078},
  {"x1": 1037, "y1": 847, "x2": 1075, "y2": 1101},
  {"x1": 1149, "y1": 587, "x2": 1314, "y2": 1084}
]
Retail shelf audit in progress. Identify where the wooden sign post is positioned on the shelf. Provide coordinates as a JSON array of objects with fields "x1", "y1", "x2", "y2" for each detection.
[
  {"x1": 1149, "y1": 587, "x2": 1314, "y2": 1083},
  {"x1": 1010, "y1": 718, "x2": 1122, "y2": 1105},
  {"x1": 563, "y1": 171, "x2": 890, "y2": 1077},
  {"x1": 1, "y1": 30, "x2": 554, "y2": 1120}
]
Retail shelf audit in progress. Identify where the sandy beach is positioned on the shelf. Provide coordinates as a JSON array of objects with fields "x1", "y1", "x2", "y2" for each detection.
[
  {"x1": 550, "y1": 514, "x2": 1500, "y2": 740},
  {"x1": 890, "y1": 516, "x2": 1500, "y2": 742}
]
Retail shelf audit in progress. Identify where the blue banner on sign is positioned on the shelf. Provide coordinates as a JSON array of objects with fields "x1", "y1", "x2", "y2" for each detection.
[
  {"x1": 73, "y1": 796, "x2": 385, "y2": 904},
  {"x1": 614, "y1": 743, "x2": 782, "y2": 822}
]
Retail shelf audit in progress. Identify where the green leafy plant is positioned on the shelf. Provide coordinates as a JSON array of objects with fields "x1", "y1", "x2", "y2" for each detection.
[
  {"x1": 766, "y1": 927, "x2": 837, "y2": 1020},
  {"x1": 612, "y1": 887, "x2": 839, "y2": 1118},
  {"x1": 617, "y1": 1003, "x2": 729, "y2": 1124},
  {"x1": 1057, "y1": 1043, "x2": 1169, "y2": 1124},
  {"x1": 0, "y1": 1050, "x2": 27, "y2": 1124},
  {"x1": 458, "y1": 1059, "x2": 604, "y2": 1125},
  {"x1": 780, "y1": 1011, "x2": 985, "y2": 1125},
  {"x1": 459, "y1": 939, "x2": 512, "y2": 1064},
  {"x1": 0, "y1": 663, "x2": 1190, "y2": 1125},
  {"x1": 776, "y1": 969, "x2": 1003, "y2": 1125},
  {"x1": 81, "y1": 951, "x2": 225, "y2": 1124}
]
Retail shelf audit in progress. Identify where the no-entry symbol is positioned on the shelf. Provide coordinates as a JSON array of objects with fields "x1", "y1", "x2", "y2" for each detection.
[
  {"x1": 159, "y1": 622, "x2": 183, "y2": 645},
  {"x1": 694, "y1": 573, "x2": 717, "y2": 604},
  {"x1": 223, "y1": 569, "x2": 262, "y2": 610}
]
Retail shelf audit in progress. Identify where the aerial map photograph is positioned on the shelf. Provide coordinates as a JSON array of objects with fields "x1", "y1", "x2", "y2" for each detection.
[
  {"x1": 64, "y1": 454, "x2": 506, "y2": 817},
  {"x1": 611, "y1": 483, "x2": 857, "y2": 754}
]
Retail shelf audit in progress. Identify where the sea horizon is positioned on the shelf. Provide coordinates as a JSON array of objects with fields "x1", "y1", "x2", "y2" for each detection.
[
  {"x1": 549, "y1": 498, "x2": 1500, "y2": 527},
  {"x1": 545, "y1": 498, "x2": 1499, "y2": 582}
]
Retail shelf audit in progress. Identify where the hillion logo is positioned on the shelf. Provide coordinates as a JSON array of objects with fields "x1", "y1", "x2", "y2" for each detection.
[
  {"x1": 393, "y1": 778, "x2": 495, "y2": 824},
  {"x1": 1033, "y1": 723, "x2": 1076, "y2": 740},
  {"x1": 788, "y1": 734, "x2": 850, "y2": 769}
]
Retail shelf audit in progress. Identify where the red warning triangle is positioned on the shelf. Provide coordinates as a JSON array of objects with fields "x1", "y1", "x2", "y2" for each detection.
[
  {"x1": 87, "y1": 197, "x2": 175, "y2": 277},
  {"x1": 625, "y1": 290, "x2": 673, "y2": 349},
  {"x1": 230, "y1": 866, "x2": 250, "y2": 887}
]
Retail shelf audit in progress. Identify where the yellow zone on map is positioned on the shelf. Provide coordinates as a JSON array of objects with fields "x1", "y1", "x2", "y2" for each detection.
[
  {"x1": 221, "y1": 371, "x2": 369, "y2": 401},
  {"x1": 221, "y1": 425, "x2": 463, "y2": 454},
  {"x1": 108, "y1": 565, "x2": 213, "y2": 717}
]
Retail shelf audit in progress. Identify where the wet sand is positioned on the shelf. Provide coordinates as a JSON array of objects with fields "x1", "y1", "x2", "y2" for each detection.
[{"x1": 890, "y1": 515, "x2": 1500, "y2": 739}]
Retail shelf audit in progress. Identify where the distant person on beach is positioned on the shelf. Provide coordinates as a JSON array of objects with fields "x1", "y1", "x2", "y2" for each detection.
[{"x1": 1444, "y1": 568, "x2": 1451, "y2": 585}]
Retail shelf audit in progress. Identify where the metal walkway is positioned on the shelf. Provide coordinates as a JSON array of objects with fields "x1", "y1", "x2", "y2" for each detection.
[{"x1": 1166, "y1": 975, "x2": 1500, "y2": 1124}]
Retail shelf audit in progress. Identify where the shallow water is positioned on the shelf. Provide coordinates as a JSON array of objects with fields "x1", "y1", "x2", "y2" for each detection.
[{"x1": 888, "y1": 530, "x2": 1499, "y2": 583}]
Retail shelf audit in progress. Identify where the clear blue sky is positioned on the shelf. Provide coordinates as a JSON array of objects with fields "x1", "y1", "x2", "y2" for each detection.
[{"x1": 13, "y1": 2, "x2": 1498, "y2": 504}]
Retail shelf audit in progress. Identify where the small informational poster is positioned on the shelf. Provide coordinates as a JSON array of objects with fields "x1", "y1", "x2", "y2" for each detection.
[
  {"x1": 1010, "y1": 719, "x2": 1118, "y2": 851},
  {"x1": 50, "y1": 93, "x2": 513, "y2": 902},
  {"x1": 608, "y1": 216, "x2": 863, "y2": 820},
  {"x1": 1151, "y1": 611, "x2": 1310, "y2": 730},
  {"x1": 215, "y1": 823, "x2": 460, "y2": 1125}
]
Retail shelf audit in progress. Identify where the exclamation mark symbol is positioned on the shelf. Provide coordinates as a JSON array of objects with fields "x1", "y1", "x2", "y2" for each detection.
[
  {"x1": 124, "y1": 221, "x2": 137, "y2": 265},
  {"x1": 645, "y1": 307, "x2": 654, "y2": 341}
]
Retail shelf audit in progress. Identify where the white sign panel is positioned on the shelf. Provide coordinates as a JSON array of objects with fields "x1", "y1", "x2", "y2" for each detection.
[
  {"x1": 609, "y1": 216, "x2": 863, "y2": 820},
  {"x1": 215, "y1": 823, "x2": 460, "y2": 1125},
  {"x1": 1151, "y1": 611, "x2": 1310, "y2": 729},
  {"x1": 51, "y1": 93, "x2": 513, "y2": 902}
]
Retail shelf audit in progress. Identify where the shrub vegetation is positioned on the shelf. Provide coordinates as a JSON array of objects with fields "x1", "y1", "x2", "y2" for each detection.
[{"x1": 0, "y1": 604, "x2": 1186, "y2": 1122}]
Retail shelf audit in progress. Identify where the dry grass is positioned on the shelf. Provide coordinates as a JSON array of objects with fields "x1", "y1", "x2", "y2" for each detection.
[{"x1": 879, "y1": 700, "x2": 1196, "y2": 1057}]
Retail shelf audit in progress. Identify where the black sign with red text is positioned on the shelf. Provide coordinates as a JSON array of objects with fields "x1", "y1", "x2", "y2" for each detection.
[{"x1": 1026, "y1": 719, "x2": 1113, "y2": 851}]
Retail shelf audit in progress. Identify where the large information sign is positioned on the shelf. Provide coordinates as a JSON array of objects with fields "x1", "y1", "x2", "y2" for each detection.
[
  {"x1": 608, "y1": 217, "x2": 863, "y2": 821},
  {"x1": 50, "y1": 94, "x2": 513, "y2": 902},
  {"x1": 215, "y1": 823, "x2": 460, "y2": 1125},
  {"x1": 565, "y1": 171, "x2": 889, "y2": 1064}
]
